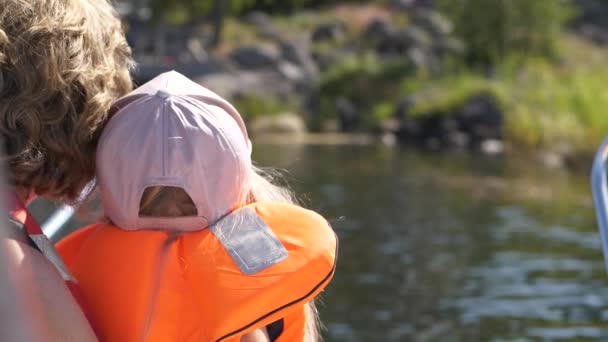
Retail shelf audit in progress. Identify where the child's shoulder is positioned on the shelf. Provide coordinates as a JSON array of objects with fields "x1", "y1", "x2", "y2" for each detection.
[{"x1": 55, "y1": 224, "x2": 104, "y2": 268}]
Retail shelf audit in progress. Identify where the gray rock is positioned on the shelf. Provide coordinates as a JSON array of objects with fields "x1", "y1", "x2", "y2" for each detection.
[
  {"x1": 403, "y1": 26, "x2": 433, "y2": 49},
  {"x1": 456, "y1": 94, "x2": 504, "y2": 145},
  {"x1": 390, "y1": 0, "x2": 433, "y2": 10},
  {"x1": 407, "y1": 46, "x2": 428, "y2": 67},
  {"x1": 539, "y1": 151, "x2": 565, "y2": 169},
  {"x1": 277, "y1": 38, "x2": 318, "y2": 83},
  {"x1": 336, "y1": 97, "x2": 360, "y2": 132},
  {"x1": 480, "y1": 139, "x2": 505, "y2": 155},
  {"x1": 394, "y1": 96, "x2": 416, "y2": 120},
  {"x1": 277, "y1": 61, "x2": 305, "y2": 83},
  {"x1": 381, "y1": 133, "x2": 398, "y2": 146},
  {"x1": 364, "y1": 19, "x2": 434, "y2": 55},
  {"x1": 311, "y1": 22, "x2": 346, "y2": 42},
  {"x1": 448, "y1": 131, "x2": 470, "y2": 148},
  {"x1": 390, "y1": 0, "x2": 417, "y2": 10},
  {"x1": 195, "y1": 69, "x2": 286, "y2": 99},
  {"x1": 257, "y1": 28, "x2": 318, "y2": 82},
  {"x1": 413, "y1": 9, "x2": 453, "y2": 37},
  {"x1": 250, "y1": 113, "x2": 307, "y2": 135},
  {"x1": 186, "y1": 38, "x2": 208, "y2": 63},
  {"x1": 230, "y1": 45, "x2": 281, "y2": 69},
  {"x1": 435, "y1": 37, "x2": 466, "y2": 55},
  {"x1": 243, "y1": 11, "x2": 274, "y2": 33},
  {"x1": 364, "y1": 18, "x2": 397, "y2": 45}
]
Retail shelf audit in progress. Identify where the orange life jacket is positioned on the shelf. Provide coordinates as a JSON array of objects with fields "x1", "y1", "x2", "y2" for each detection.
[{"x1": 57, "y1": 202, "x2": 338, "y2": 342}]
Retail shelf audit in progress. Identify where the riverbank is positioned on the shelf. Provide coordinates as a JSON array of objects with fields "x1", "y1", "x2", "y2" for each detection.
[
  {"x1": 252, "y1": 132, "x2": 376, "y2": 145},
  {"x1": 398, "y1": 35, "x2": 608, "y2": 167},
  {"x1": 128, "y1": 2, "x2": 608, "y2": 168}
]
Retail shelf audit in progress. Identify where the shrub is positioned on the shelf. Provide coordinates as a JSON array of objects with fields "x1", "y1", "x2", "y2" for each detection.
[
  {"x1": 396, "y1": 36, "x2": 608, "y2": 153},
  {"x1": 437, "y1": 0, "x2": 575, "y2": 67},
  {"x1": 231, "y1": 94, "x2": 287, "y2": 122},
  {"x1": 314, "y1": 53, "x2": 415, "y2": 130}
]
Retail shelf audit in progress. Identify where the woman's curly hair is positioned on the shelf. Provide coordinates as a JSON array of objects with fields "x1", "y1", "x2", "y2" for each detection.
[{"x1": 0, "y1": 0, "x2": 133, "y2": 203}]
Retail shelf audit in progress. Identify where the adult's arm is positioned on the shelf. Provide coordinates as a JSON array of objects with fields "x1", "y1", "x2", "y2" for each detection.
[
  {"x1": 0, "y1": 226, "x2": 97, "y2": 341},
  {"x1": 240, "y1": 327, "x2": 270, "y2": 342}
]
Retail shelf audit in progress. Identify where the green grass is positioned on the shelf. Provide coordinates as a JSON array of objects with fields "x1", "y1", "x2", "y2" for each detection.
[
  {"x1": 315, "y1": 53, "x2": 415, "y2": 130},
  {"x1": 396, "y1": 35, "x2": 608, "y2": 155},
  {"x1": 401, "y1": 73, "x2": 501, "y2": 117},
  {"x1": 232, "y1": 94, "x2": 288, "y2": 123},
  {"x1": 502, "y1": 51, "x2": 608, "y2": 151}
]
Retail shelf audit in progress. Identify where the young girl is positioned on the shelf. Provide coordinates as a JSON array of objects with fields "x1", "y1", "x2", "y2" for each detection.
[{"x1": 57, "y1": 71, "x2": 337, "y2": 342}]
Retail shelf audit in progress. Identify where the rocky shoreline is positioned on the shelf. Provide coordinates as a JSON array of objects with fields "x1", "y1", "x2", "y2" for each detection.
[
  {"x1": 122, "y1": 0, "x2": 608, "y2": 168},
  {"x1": 128, "y1": 4, "x2": 501, "y2": 144}
]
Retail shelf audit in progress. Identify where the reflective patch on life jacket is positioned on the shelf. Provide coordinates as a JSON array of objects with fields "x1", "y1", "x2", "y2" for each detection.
[{"x1": 210, "y1": 208, "x2": 288, "y2": 275}]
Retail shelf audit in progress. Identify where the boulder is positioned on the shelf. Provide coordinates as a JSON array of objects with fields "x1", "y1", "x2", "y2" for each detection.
[
  {"x1": 312, "y1": 22, "x2": 346, "y2": 42},
  {"x1": 244, "y1": 11, "x2": 274, "y2": 35},
  {"x1": 403, "y1": 26, "x2": 433, "y2": 49},
  {"x1": 393, "y1": 94, "x2": 504, "y2": 150},
  {"x1": 230, "y1": 44, "x2": 281, "y2": 69},
  {"x1": 390, "y1": 0, "x2": 417, "y2": 10},
  {"x1": 407, "y1": 46, "x2": 429, "y2": 68},
  {"x1": 275, "y1": 37, "x2": 318, "y2": 81},
  {"x1": 479, "y1": 139, "x2": 505, "y2": 155},
  {"x1": 419, "y1": 115, "x2": 460, "y2": 147},
  {"x1": 434, "y1": 37, "x2": 466, "y2": 56},
  {"x1": 364, "y1": 18, "x2": 397, "y2": 46},
  {"x1": 277, "y1": 61, "x2": 305, "y2": 83},
  {"x1": 390, "y1": 0, "x2": 433, "y2": 10},
  {"x1": 195, "y1": 69, "x2": 287, "y2": 99},
  {"x1": 249, "y1": 113, "x2": 307, "y2": 135},
  {"x1": 393, "y1": 96, "x2": 416, "y2": 120},
  {"x1": 364, "y1": 19, "x2": 433, "y2": 55},
  {"x1": 395, "y1": 116, "x2": 422, "y2": 142},
  {"x1": 393, "y1": 97, "x2": 422, "y2": 142},
  {"x1": 455, "y1": 94, "x2": 504, "y2": 146},
  {"x1": 539, "y1": 151, "x2": 565, "y2": 169},
  {"x1": 335, "y1": 97, "x2": 360, "y2": 132},
  {"x1": 412, "y1": 10, "x2": 453, "y2": 37}
]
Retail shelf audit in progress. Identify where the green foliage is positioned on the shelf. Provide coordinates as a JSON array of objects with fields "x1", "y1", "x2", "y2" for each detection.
[
  {"x1": 148, "y1": 0, "x2": 375, "y2": 23},
  {"x1": 231, "y1": 94, "x2": 286, "y2": 122},
  {"x1": 437, "y1": 0, "x2": 575, "y2": 67},
  {"x1": 372, "y1": 102, "x2": 395, "y2": 123},
  {"x1": 396, "y1": 36, "x2": 608, "y2": 153},
  {"x1": 314, "y1": 53, "x2": 415, "y2": 130},
  {"x1": 502, "y1": 57, "x2": 608, "y2": 151},
  {"x1": 400, "y1": 74, "x2": 502, "y2": 117},
  {"x1": 217, "y1": 18, "x2": 261, "y2": 48}
]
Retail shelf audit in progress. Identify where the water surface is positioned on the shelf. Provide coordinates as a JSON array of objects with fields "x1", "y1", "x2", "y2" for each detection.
[{"x1": 253, "y1": 144, "x2": 605, "y2": 342}]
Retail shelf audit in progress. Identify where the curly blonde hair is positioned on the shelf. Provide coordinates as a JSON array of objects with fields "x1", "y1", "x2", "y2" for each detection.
[{"x1": 0, "y1": 0, "x2": 133, "y2": 202}]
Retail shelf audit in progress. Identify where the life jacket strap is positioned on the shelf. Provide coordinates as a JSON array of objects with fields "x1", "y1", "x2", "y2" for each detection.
[
  {"x1": 7, "y1": 193, "x2": 101, "y2": 338},
  {"x1": 8, "y1": 195, "x2": 76, "y2": 283}
]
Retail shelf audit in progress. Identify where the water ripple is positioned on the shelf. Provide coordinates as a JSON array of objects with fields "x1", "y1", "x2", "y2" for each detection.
[{"x1": 445, "y1": 206, "x2": 608, "y2": 340}]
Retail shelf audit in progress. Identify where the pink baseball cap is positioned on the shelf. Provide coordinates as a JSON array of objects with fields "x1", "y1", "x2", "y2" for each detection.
[{"x1": 97, "y1": 71, "x2": 252, "y2": 231}]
